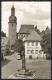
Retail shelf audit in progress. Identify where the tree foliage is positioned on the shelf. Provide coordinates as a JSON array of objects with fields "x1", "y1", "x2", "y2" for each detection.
[
  {"x1": 1, "y1": 31, "x2": 6, "y2": 37},
  {"x1": 5, "y1": 41, "x2": 10, "y2": 55},
  {"x1": 35, "y1": 25, "x2": 40, "y2": 34},
  {"x1": 41, "y1": 32, "x2": 51, "y2": 54},
  {"x1": 14, "y1": 39, "x2": 25, "y2": 53}
]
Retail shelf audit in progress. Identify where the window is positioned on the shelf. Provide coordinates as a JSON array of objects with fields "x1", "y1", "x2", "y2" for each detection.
[
  {"x1": 27, "y1": 42, "x2": 30, "y2": 46},
  {"x1": 23, "y1": 34, "x2": 25, "y2": 37},
  {"x1": 27, "y1": 50, "x2": 29, "y2": 54},
  {"x1": 19, "y1": 34, "x2": 21, "y2": 38},
  {"x1": 31, "y1": 50, "x2": 34, "y2": 54},
  {"x1": 21, "y1": 34, "x2": 23, "y2": 39},
  {"x1": 36, "y1": 42, "x2": 38, "y2": 46},
  {"x1": 35, "y1": 50, "x2": 38, "y2": 54},
  {"x1": 27, "y1": 34, "x2": 28, "y2": 37},
  {"x1": 29, "y1": 55, "x2": 32, "y2": 59},
  {"x1": 32, "y1": 42, "x2": 34, "y2": 46},
  {"x1": 23, "y1": 34, "x2": 24, "y2": 37},
  {"x1": 19, "y1": 34, "x2": 22, "y2": 39},
  {"x1": 39, "y1": 50, "x2": 42, "y2": 54}
]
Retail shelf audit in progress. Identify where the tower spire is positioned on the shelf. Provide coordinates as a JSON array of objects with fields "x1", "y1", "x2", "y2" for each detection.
[
  {"x1": 11, "y1": 5, "x2": 15, "y2": 16},
  {"x1": 9, "y1": 5, "x2": 17, "y2": 23}
]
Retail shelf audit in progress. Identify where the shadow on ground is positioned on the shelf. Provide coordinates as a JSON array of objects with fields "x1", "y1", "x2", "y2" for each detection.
[
  {"x1": 5, "y1": 52, "x2": 14, "y2": 56},
  {"x1": 1, "y1": 59, "x2": 11, "y2": 67}
]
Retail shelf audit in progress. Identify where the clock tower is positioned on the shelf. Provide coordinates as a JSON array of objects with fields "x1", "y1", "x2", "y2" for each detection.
[{"x1": 8, "y1": 5, "x2": 17, "y2": 49}]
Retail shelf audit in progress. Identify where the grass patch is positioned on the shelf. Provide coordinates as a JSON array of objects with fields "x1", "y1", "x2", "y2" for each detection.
[{"x1": 5, "y1": 52, "x2": 14, "y2": 56}]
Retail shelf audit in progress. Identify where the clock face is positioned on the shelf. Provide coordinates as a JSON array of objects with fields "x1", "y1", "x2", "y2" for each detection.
[{"x1": 9, "y1": 16, "x2": 17, "y2": 22}]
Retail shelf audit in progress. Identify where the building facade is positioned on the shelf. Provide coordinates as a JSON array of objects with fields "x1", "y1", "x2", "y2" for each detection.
[{"x1": 24, "y1": 30, "x2": 46, "y2": 59}]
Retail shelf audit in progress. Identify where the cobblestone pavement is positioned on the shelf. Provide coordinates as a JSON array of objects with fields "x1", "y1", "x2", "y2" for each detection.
[
  {"x1": 1, "y1": 53, "x2": 51, "y2": 79},
  {"x1": 26, "y1": 59, "x2": 51, "y2": 79}
]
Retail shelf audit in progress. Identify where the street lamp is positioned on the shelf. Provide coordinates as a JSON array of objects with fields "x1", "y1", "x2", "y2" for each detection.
[{"x1": 14, "y1": 39, "x2": 34, "y2": 78}]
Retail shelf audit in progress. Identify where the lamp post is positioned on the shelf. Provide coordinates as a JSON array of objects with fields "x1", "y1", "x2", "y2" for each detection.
[
  {"x1": 14, "y1": 39, "x2": 33, "y2": 77},
  {"x1": 17, "y1": 50, "x2": 26, "y2": 71},
  {"x1": 21, "y1": 51, "x2": 26, "y2": 70}
]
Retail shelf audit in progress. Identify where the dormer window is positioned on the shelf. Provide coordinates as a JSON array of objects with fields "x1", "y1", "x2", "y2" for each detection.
[
  {"x1": 32, "y1": 42, "x2": 34, "y2": 46},
  {"x1": 36, "y1": 42, "x2": 38, "y2": 46}
]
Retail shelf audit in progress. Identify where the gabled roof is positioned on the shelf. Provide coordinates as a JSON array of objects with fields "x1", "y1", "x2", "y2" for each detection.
[
  {"x1": 24, "y1": 29, "x2": 42, "y2": 42},
  {"x1": 18, "y1": 24, "x2": 34, "y2": 34}
]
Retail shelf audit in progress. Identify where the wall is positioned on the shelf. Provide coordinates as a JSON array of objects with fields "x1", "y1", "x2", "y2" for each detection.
[
  {"x1": 24, "y1": 41, "x2": 46, "y2": 59},
  {"x1": 8, "y1": 23, "x2": 17, "y2": 46}
]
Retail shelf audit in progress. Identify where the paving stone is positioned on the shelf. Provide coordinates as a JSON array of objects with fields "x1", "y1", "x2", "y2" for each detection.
[{"x1": 8, "y1": 71, "x2": 36, "y2": 79}]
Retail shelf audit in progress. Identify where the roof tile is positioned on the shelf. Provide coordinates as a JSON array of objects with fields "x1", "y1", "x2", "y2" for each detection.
[
  {"x1": 25, "y1": 29, "x2": 42, "y2": 41},
  {"x1": 19, "y1": 24, "x2": 34, "y2": 33}
]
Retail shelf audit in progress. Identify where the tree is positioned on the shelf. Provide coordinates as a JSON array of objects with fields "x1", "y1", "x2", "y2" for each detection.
[
  {"x1": 41, "y1": 32, "x2": 51, "y2": 59},
  {"x1": 1, "y1": 31, "x2": 6, "y2": 37},
  {"x1": 40, "y1": 30, "x2": 45, "y2": 37},
  {"x1": 35, "y1": 25, "x2": 40, "y2": 34},
  {"x1": 5, "y1": 41, "x2": 10, "y2": 55},
  {"x1": 14, "y1": 39, "x2": 26, "y2": 69},
  {"x1": 14, "y1": 39, "x2": 24, "y2": 53}
]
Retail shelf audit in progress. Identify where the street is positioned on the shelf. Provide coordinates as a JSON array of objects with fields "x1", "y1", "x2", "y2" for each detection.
[{"x1": 1, "y1": 53, "x2": 51, "y2": 79}]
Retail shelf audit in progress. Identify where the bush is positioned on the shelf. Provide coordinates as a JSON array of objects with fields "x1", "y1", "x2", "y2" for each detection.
[
  {"x1": 5, "y1": 41, "x2": 11, "y2": 56},
  {"x1": 5, "y1": 49, "x2": 11, "y2": 55}
]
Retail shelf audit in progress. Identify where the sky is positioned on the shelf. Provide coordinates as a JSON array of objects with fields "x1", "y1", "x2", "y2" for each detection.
[{"x1": 1, "y1": 1, "x2": 51, "y2": 36}]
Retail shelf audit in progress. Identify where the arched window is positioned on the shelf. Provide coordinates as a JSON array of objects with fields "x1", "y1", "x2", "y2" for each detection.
[{"x1": 32, "y1": 42, "x2": 34, "y2": 46}]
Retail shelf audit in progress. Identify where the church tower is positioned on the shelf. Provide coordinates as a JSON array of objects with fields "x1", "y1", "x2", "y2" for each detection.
[{"x1": 8, "y1": 5, "x2": 17, "y2": 49}]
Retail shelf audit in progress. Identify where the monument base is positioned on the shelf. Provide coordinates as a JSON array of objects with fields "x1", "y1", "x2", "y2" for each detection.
[{"x1": 8, "y1": 69, "x2": 36, "y2": 79}]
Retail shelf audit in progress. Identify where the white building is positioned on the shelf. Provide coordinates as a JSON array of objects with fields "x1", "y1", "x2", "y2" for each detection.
[
  {"x1": 24, "y1": 30, "x2": 46, "y2": 59},
  {"x1": 18, "y1": 25, "x2": 46, "y2": 59}
]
